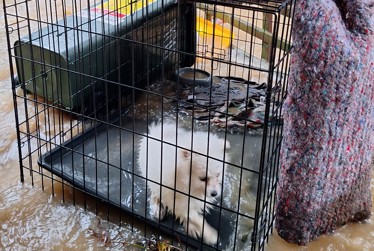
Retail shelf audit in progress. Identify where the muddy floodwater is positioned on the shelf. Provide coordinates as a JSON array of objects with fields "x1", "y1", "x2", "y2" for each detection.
[
  {"x1": 0, "y1": 6, "x2": 373, "y2": 251},
  {"x1": 1, "y1": 61, "x2": 374, "y2": 251}
]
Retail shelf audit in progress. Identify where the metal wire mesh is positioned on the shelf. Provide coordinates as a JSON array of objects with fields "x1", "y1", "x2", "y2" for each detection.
[{"x1": 5, "y1": 0, "x2": 295, "y2": 250}]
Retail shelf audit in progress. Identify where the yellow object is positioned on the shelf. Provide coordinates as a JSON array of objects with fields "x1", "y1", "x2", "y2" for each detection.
[
  {"x1": 196, "y1": 16, "x2": 235, "y2": 48},
  {"x1": 95, "y1": 0, "x2": 156, "y2": 17}
]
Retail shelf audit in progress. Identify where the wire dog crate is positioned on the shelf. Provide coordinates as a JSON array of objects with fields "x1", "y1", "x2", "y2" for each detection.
[{"x1": 5, "y1": 0, "x2": 295, "y2": 250}]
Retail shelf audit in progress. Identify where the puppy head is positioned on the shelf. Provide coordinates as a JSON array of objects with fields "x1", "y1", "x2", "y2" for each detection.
[
  {"x1": 194, "y1": 156, "x2": 224, "y2": 200},
  {"x1": 179, "y1": 138, "x2": 228, "y2": 202}
]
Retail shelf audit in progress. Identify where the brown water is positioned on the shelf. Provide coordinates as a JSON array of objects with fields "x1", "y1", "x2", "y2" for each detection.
[{"x1": 1, "y1": 2, "x2": 373, "y2": 251}]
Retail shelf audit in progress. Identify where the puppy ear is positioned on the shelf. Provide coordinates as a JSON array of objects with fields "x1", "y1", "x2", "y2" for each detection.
[{"x1": 180, "y1": 149, "x2": 190, "y2": 158}]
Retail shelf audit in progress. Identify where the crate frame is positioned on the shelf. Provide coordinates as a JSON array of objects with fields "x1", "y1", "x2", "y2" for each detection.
[{"x1": 4, "y1": 0, "x2": 296, "y2": 250}]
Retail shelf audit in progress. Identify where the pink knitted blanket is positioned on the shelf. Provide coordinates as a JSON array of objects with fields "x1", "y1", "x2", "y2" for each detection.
[{"x1": 275, "y1": 0, "x2": 374, "y2": 245}]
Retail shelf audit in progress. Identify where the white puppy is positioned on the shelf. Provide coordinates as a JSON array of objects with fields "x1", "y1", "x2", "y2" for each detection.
[{"x1": 138, "y1": 122, "x2": 229, "y2": 245}]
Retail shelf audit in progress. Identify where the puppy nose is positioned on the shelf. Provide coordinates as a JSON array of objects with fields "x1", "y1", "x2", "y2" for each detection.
[{"x1": 211, "y1": 191, "x2": 218, "y2": 197}]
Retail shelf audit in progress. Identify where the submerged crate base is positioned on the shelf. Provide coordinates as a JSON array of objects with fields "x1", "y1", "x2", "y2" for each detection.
[{"x1": 38, "y1": 115, "x2": 242, "y2": 250}]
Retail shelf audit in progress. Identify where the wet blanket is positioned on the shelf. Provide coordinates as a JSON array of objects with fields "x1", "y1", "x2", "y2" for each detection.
[
  {"x1": 275, "y1": 0, "x2": 374, "y2": 245},
  {"x1": 179, "y1": 77, "x2": 281, "y2": 130}
]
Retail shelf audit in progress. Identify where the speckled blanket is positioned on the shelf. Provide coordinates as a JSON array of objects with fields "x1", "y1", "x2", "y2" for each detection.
[{"x1": 275, "y1": 0, "x2": 374, "y2": 245}]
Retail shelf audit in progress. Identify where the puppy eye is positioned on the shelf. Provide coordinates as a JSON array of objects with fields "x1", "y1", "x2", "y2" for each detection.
[{"x1": 199, "y1": 177, "x2": 207, "y2": 182}]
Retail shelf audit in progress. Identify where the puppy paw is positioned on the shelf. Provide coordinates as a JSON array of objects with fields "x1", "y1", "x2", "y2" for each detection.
[
  {"x1": 202, "y1": 224, "x2": 218, "y2": 246},
  {"x1": 184, "y1": 216, "x2": 218, "y2": 245},
  {"x1": 150, "y1": 197, "x2": 167, "y2": 220}
]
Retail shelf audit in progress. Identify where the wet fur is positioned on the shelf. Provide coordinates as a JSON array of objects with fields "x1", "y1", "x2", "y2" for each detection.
[{"x1": 138, "y1": 122, "x2": 229, "y2": 245}]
